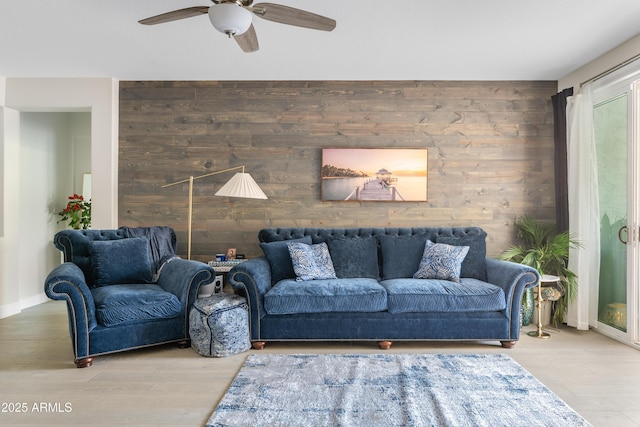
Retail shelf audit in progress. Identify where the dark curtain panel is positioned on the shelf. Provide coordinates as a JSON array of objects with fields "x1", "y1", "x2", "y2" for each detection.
[{"x1": 551, "y1": 87, "x2": 574, "y2": 233}]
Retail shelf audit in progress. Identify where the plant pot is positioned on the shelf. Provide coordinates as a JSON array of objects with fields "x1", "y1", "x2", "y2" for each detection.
[{"x1": 521, "y1": 287, "x2": 534, "y2": 326}]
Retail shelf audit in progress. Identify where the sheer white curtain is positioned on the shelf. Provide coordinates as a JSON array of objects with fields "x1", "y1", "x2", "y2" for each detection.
[{"x1": 566, "y1": 83, "x2": 600, "y2": 330}]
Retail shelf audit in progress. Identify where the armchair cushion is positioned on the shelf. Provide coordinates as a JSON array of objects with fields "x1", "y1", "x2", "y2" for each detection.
[
  {"x1": 89, "y1": 237, "x2": 154, "y2": 286},
  {"x1": 92, "y1": 284, "x2": 182, "y2": 327}
]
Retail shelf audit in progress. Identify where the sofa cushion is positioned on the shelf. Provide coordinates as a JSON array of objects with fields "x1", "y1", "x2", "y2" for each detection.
[
  {"x1": 260, "y1": 236, "x2": 313, "y2": 284},
  {"x1": 264, "y1": 278, "x2": 388, "y2": 314},
  {"x1": 438, "y1": 233, "x2": 487, "y2": 281},
  {"x1": 414, "y1": 240, "x2": 469, "y2": 282},
  {"x1": 91, "y1": 284, "x2": 182, "y2": 327},
  {"x1": 378, "y1": 233, "x2": 428, "y2": 279},
  {"x1": 326, "y1": 236, "x2": 380, "y2": 279},
  {"x1": 88, "y1": 237, "x2": 154, "y2": 287},
  {"x1": 288, "y1": 242, "x2": 337, "y2": 281},
  {"x1": 380, "y1": 278, "x2": 506, "y2": 314}
]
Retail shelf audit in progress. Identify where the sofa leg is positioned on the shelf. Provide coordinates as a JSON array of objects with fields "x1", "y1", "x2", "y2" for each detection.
[
  {"x1": 378, "y1": 341, "x2": 393, "y2": 350},
  {"x1": 252, "y1": 341, "x2": 266, "y2": 350},
  {"x1": 177, "y1": 340, "x2": 190, "y2": 349},
  {"x1": 75, "y1": 357, "x2": 93, "y2": 368},
  {"x1": 500, "y1": 341, "x2": 516, "y2": 349}
]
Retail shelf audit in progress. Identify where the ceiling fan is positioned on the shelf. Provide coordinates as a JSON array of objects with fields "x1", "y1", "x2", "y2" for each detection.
[{"x1": 139, "y1": 1, "x2": 336, "y2": 53}]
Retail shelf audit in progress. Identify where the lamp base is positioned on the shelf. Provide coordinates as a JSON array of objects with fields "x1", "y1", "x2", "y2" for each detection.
[{"x1": 527, "y1": 329, "x2": 550, "y2": 339}]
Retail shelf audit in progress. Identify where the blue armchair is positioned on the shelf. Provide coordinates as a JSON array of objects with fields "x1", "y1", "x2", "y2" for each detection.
[{"x1": 44, "y1": 226, "x2": 215, "y2": 368}]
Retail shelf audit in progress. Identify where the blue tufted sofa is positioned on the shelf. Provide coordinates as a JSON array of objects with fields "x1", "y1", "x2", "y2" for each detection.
[
  {"x1": 44, "y1": 227, "x2": 216, "y2": 367},
  {"x1": 229, "y1": 227, "x2": 539, "y2": 350}
]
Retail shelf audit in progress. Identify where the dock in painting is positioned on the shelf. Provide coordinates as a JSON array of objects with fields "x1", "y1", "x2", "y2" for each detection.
[{"x1": 345, "y1": 178, "x2": 404, "y2": 201}]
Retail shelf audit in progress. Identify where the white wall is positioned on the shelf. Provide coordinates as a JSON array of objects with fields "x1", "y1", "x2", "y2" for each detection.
[
  {"x1": 69, "y1": 113, "x2": 91, "y2": 196},
  {"x1": 0, "y1": 78, "x2": 117, "y2": 318},
  {"x1": 15, "y1": 113, "x2": 91, "y2": 309},
  {"x1": 0, "y1": 106, "x2": 21, "y2": 317},
  {"x1": 18, "y1": 113, "x2": 70, "y2": 307},
  {"x1": 5, "y1": 78, "x2": 118, "y2": 228},
  {"x1": 0, "y1": 76, "x2": 5, "y2": 238}
]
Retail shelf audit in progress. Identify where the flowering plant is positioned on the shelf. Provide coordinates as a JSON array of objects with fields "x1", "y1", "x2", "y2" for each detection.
[{"x1": 57, "y1": 194, "x2": 91, "y2": 229}]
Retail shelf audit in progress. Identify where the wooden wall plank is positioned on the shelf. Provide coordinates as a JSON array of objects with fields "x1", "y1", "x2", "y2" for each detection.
[{"x1": 119, "y1": 80, "x2": 557, "y2": 260}]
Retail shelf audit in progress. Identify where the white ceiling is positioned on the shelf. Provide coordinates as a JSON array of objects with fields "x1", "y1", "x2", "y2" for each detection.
[{"x1": 2, "y1": 0, "x2": 640, "y2": 81}]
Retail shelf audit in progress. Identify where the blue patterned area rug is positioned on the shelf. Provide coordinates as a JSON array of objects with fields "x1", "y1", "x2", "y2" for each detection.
[{"x1": 206, "y1": 353, "x2": 591, "y2": 427}]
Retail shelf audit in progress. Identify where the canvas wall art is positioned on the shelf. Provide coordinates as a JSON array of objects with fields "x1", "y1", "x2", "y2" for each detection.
[{"x1": 321, "y1": 148, "x2": 428, "y2": 201}]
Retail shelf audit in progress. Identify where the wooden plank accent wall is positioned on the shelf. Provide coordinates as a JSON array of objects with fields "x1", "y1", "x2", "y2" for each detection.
[{"x1": 119, "y1": 80, "x2": 557, "y2": 261}]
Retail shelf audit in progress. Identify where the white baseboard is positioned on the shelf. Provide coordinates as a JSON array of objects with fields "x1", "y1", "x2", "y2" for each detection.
[
  {"x1": 0, "y1": 293, "x2": 50, "y2": 319},
  {"x1": 0, "y1": 301, "x2": 21, "y2": 319},
  {"x1": 21, "y1": 293, "x2": 50, "y2": 310}
]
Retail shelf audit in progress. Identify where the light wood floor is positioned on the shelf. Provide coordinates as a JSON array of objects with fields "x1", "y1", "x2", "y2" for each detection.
[{"x1": 1, "y1": 301, "x2": 639, "y2": 427}]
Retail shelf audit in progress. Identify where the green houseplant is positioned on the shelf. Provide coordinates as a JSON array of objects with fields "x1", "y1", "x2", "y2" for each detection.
[
  {"x1": 57, "y1": 194, "x2": 91, "y2": 230},
  {"x1": 499, "y1": 215, "x2": 580, "y2": 326}
]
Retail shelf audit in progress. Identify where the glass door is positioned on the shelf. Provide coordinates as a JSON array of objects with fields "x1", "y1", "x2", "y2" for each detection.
[
  {"x1": 593, "y1": 93, "x2": 629, "y2": 334},
  {"x1": 592, "y1": 72, "x2": 640, "y2": 348}
]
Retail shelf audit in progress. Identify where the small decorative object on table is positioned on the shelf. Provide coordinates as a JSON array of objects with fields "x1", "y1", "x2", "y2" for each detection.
[
  {"x1": 189, "y1": 293, "x2": 251, "y2": 357},
  {"x1": 208, "y1": 259, "x2": 247, "y2": 272},
  {"x1": 207, "y1": 259, "x2": 248, "y2": 295},
  {"x1": 198, "y1": 275, "x2": 224, "y2": 298}
]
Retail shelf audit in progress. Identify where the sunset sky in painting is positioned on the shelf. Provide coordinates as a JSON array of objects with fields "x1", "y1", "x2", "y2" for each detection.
[{"x1": 322, "y1": 149, "x2": 428, "y2": 176}]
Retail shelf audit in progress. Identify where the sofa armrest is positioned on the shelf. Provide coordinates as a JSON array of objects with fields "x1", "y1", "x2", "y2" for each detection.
[
  {"x1": 486, "y1": 258, "x2": 539, "y2": 336},
  {"x1": 228, "y1": 257, "x2": 272, "y2": 339},
  {"x1": 44, "y1": 263, "x2": 98, "y2": 360},
  {"x1": 45, "y1": 262, "x2": 97, "y2": 328},
  {"x1": 156, "y1": 258, "x2": 215, "y2": 309}
]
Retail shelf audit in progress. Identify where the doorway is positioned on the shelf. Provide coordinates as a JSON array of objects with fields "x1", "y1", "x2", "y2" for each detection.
[{"x1": 18, "y1": 112, "x2": 91, "y2": 305}]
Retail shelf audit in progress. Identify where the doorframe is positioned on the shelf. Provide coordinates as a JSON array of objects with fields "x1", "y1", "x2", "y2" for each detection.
[{"x1": 592, "y1": 69, "x2": 640, "y2": 349}]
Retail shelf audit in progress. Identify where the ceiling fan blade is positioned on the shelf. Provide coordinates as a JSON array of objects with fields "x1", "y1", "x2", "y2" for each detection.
[
  {"x1": 251, "y1": 3, "x2": 336, "y2": 31},
  {"x1": 139, "y1": 7, "x2": 209, "y2": 25},
  {"x1": 234, "y1": 24, "x2": 259, "y2": 53}
]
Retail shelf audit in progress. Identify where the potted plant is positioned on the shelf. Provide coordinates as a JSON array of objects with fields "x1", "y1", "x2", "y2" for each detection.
[
  {"x1": 499, "y1": 215, "x2": 580, "y2": 326},
  {"x1": 57, "y1": 194, "x2": 91, "y2": 230}
]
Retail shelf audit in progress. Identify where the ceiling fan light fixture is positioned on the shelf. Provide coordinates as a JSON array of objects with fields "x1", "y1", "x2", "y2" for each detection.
[{"x1": 208, "y1": 3, "x2": 252, "y2": 36}]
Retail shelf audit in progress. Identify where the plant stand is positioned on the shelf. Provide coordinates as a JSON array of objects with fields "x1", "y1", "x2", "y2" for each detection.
[{"x1": 528, "y1": 275, "x2": 560, "y2": 339}]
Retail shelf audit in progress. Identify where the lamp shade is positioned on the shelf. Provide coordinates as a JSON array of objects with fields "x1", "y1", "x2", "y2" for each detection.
[
  {"x1": 208, "y1": 3, "x2": 252, "y2": 36},
  {"x1": 215, "y1": 172, "x2": 268, "y2": 199}
]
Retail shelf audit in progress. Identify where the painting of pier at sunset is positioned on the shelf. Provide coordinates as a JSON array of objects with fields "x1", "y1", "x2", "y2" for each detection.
[{"x1": 321, "y1": 148, "x2": 428, "y2": 201}]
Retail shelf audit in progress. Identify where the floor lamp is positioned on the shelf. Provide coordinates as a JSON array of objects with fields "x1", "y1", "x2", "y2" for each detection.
[{"x1": 162, "y1": 166, "x2": 267, "y2": 260}]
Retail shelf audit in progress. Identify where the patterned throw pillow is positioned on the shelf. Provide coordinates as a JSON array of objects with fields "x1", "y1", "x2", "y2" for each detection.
[
  {"x1": 413, "y1": 240, "x2": 469, "y2": 282},
  {"x1": 287, "y1": 242, "x2": 337, "y2": 281},
  {"x1": 260, "y1": 236, "x2": 313, "y2": 283}
]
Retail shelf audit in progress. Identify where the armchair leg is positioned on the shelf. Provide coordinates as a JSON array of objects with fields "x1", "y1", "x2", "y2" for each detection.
[
  {"x1": 177, "y1": 340, "x2": 190, "y2": 349},
  {"x1": 500, "y1": 341, "x2": 516, "y2": 349},
  {"x1": 252, "y1": 341, "x2": 266, "y2": 350},
  {"x1": 75, "y1": 357, "x2": 93, "y2": 368},
  {"x1": 377, "y1": 341, "x2": 393, "y2": 350}
]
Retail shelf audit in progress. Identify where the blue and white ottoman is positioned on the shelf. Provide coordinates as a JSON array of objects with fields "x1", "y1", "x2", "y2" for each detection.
[{"x1": 189, "y1": 293, "x2": 251, "y2": 357}]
